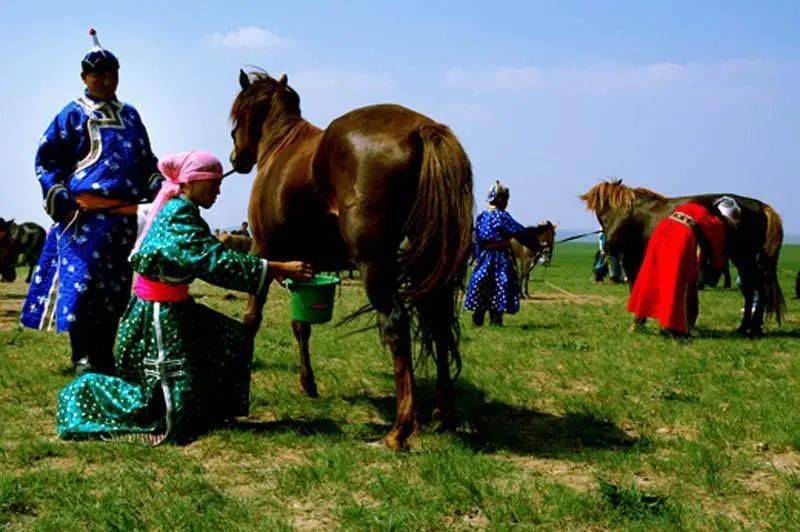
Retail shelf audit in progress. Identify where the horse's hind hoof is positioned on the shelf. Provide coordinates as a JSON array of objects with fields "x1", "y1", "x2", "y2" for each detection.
[
  {"x1": 747, "y1": 328, "x2": 764, "y2": 339},
  {"x1": 432, "y1": 407, "x2": 458, "y2": 433},
  {"x1": 299, "y1": 381, "x2": 319, "y2": 398},
  {"x1": 382, "y1": 435, "x2": 410, "y2": 452}
]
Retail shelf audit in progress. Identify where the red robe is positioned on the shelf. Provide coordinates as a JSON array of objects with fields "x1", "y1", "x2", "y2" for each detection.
[{"x1": 627, "y1": 203, "x2": 727, "y2": 333}]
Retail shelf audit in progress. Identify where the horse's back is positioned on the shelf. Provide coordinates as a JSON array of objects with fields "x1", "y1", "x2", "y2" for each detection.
[{"x1": 313, "y1": 104, "x2": 435, "y2": 235}]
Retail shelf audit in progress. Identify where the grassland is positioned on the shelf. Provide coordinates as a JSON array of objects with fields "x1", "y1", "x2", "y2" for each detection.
[{"x1": 1, "y1": 243, "x2": 799, "y2": 530}]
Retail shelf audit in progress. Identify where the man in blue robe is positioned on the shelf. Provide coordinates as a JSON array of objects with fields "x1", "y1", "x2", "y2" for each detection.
[
  {"x1": 21, "y1": 29, "x2": 163, "y2": 374},
  {"x1": 464, "y1": 181, "x2": 526, "y2": 326}
]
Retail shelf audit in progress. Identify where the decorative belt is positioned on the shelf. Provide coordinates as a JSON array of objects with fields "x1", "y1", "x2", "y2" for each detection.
[
  {"x1": 74, "y1": 193, "x2": 139, "y2": 215},
  {"x1": 133, "y1": 275, "x2": 190, "y2": 302},
  {"x1": 669, "y1": 211, "x2": 698, "y2": 230},
  {"x1": 670, "y1": 211, "x2": 711, "y2": 258}
]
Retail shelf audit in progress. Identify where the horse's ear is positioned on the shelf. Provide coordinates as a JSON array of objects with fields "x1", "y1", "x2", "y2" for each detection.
[
  {"x1": 239, "y1": 69, "x2": 251, "y2": 90},
  {"x1": 278, "y1": 73, "x2": 288, "y2": 86}
]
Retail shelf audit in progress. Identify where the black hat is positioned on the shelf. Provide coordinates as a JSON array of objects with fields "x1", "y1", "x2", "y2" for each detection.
[{"x1": 81, "y1": 28, "x2": 120, "y2": 74}]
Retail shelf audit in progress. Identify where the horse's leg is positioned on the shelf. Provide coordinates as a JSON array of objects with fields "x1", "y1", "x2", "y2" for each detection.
[
  {"x1": 737, "y1": 263, "x2": 756, "y2": 335},
  {"x1": 25, "y1": 261, "x2": 34, "y2": 283},
  {"x1": 244, "y1": 288, "x2": 268, "y2": 335},
  {"x1": 525, "y1": 263, "x2": 535, "y2": 298},
  {"x1": 361, "y1": 259, "x2": 416, "y2": 451},
  {"x1": 749, "y1": 255, "x2": 770, "y2": 337},
  {"x1": 292, "y1": 320, "x2": 318, "y2": 397},
  {"x1": 382, "y1": 301, "x2": 415, "y2": 450},
  {"x1": 427, "y1": 292, "x2": 458, "y2": 432}
]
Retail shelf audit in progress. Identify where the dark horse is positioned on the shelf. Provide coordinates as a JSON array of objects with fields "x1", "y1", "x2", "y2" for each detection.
[
  {"x1": 0, "y1": 218, "x2": 46, "y2": 283},
  {"x1": 581, "y1": 180, "x2": 785, "y2": 336},
  {"x1": 230, "y1": 70, "x2": 474, "y2": 450},
  {"x1": 510, "y1": 221, "x2": 556, "y2": 299}
]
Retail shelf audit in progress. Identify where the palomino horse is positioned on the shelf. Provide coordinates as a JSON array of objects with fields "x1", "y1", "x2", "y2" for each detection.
[
  {"x1": 510, "y1": 221, "x2": 556, "y2": 299},
  {"x1": 581, "y1": 180, "x2": 785, "y2": 336},
  {"x1": 230, "y1": 70, "x2": 473, "y2": 450}
]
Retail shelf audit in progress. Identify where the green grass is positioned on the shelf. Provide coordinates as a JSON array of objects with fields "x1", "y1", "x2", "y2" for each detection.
[{"x1": 1, "y1": 243, "x2": 799, "y2": 530}]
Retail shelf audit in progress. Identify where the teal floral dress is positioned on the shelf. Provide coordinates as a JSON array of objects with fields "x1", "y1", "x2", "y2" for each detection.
[{"x1": 56, "y1": 196, "x2": 268, "y2": 443}]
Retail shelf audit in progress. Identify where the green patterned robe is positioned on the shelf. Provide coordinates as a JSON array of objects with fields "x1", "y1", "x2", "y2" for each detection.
[{"x1": 56, "y1": 196, "x2": 268, "y2": 442}]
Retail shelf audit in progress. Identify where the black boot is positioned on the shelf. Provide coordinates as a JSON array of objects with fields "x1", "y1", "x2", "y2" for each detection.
[
  {"x1": 69, "y1": 325, "x2": 93, "y2": 375},
  {"x1": 90, "y1": 318, "x2": 118, "y2": 374},
  {"x1": 472, "y1": 310, "x2": 486, "y2": 326},
  {"x1": 489, "y1": 311, "x2": 504, "y2": 326}
]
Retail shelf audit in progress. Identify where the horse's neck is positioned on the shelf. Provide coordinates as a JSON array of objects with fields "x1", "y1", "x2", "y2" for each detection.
[{"x1": 259, "y1": 118, "x2": 321, "y2": 169}]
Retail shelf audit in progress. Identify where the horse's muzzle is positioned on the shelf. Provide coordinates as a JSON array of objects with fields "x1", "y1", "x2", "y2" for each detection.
[{"x1": 229, "y1": 153, "x2": 254, "y2": 174}]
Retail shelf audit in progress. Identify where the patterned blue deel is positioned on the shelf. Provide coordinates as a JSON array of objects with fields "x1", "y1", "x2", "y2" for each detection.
[
  {"x1": 21, "y1": 93, "x2": 162, "y2": 333},
  {"x1": 464, "y1": 208, "x2": 526, "y2": 314}
]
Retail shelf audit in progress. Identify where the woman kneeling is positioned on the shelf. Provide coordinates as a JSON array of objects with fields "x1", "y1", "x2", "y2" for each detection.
[{"x1": 56, "y1": 151, "x2": 312, "y2": 444}]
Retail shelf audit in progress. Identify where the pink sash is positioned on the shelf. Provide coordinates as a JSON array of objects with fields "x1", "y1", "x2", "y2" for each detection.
[{"x1": 133, "y1": 275, "x2": 190, "y2": 302}]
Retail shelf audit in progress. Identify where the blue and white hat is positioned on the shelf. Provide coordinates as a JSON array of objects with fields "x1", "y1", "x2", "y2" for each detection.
[
  {"x1": 81, "y1": 28, "x2": 119, "y2": 74},
  {"x1": 486, "y1": 180, "x2": 509, "y2": 204}
]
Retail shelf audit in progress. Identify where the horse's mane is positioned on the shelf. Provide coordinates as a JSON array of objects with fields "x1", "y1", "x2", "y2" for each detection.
[{"x1": 580, "y1": 179, "x2": 667, "y2": 213}]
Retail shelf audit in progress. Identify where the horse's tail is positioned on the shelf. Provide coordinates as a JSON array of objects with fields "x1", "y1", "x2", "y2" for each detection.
[
  {"x1": 402, "y1": 122, "x2": 473, "y2": 380},
  {"x1": 403, "y1": 123, "x2": 474, "y2": 298},
  {"x1": 762, "y1": 204, "x2": 786, "y2": 324}
]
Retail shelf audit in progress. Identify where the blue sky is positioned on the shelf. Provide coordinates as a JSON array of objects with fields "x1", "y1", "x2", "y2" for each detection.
[{"x1": 1, "y1": 0, "x2": 798, "y2": 236}]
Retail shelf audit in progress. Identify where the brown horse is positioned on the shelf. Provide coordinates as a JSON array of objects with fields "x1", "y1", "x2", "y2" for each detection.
[
  {"x1": 510, "y1": 221, "x2": 556, "y2": 299},
  {"x1": 229, "y1": 70, "x2": 474, "y2": 450},
  {"x1": 581, "y1": 180, "x2": 785, "y2": 336}
]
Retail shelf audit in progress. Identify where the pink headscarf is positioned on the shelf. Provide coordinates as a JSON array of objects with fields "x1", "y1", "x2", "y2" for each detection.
[{"x1": 132, "y1": 150, "x2": 223, "y2": 253}]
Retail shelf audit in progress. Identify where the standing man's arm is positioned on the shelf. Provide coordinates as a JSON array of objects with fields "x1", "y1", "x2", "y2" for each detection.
[
  {"x1": 36, "y1": 109, "x2": 81, "y2": 223},
  {"x1": 129, "y1": 107, "x2": 163, "y2": 201}
]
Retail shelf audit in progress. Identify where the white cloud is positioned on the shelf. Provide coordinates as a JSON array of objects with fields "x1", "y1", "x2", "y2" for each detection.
[{"x1": 206, "y1": 26, "x2": 289, "y2": 49}]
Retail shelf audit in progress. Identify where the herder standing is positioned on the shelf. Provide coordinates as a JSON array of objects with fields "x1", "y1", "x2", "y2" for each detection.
[
  {"x1": 21, "y1": 29, "x2": 163, "y2": 374},
  {"x1": 465, "y1": 181, "x2": 526, "y2": 326}
]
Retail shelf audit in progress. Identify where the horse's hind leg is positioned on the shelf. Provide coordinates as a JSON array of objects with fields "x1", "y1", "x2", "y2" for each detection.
[
  {"x1": 737, "y1": 263, "x2": 756, "y2": 335},
  {"x1": 423, "y1": 291, "x2": 459, "y2": 432},
  {"x1": 292, "y1": 320, "x2": 318, "y2": 397},
  {"x1": 749, "y1": 255, "x2": 771, "y2": 337},
  {"x1": 361, "y1": 259, "x2": 416, "y2": 451}
]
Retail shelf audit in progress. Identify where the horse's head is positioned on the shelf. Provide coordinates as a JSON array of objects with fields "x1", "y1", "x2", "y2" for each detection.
[
  {"x1": 0, "y1": 218, "x2": 14, "y2": 241},
  {"x1": 538, "y1": 220, "x2": 557, "y2": 245},
  {"x1": 230, "y1": 69, "x2": 301, "y2": 173}
]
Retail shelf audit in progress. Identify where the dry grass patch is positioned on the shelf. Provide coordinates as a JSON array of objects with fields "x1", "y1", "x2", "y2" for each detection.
[{"x1": 500, "y1": 455, "x2": 597, "y2": 492}]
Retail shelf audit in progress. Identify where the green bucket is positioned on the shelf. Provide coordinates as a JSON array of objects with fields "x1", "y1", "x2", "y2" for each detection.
[{"x1": 286, "y1": 274, "x2": 341, "y2": 324}]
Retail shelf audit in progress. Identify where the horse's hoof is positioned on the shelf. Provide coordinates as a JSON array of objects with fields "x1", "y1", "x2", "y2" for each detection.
[
  {"x1": 432, "y1": 408, "x2": 458, "y2": 433},
  {"x1": 382, "y1": 435, "x2": 409, "y2": 452},
  {"x1": 299, "y1": 381, "x2": 318, "y2": 398}
]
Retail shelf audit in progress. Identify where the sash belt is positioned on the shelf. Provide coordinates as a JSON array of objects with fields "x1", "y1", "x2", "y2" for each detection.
[
  {"x1": 133, "y1": 275, "x2": 190, "y2": 302},
  {"x1": 74, "y1": 193, "x2": 139, "y2": 215}
]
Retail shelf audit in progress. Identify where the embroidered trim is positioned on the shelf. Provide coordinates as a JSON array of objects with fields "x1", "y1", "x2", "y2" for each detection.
[
  {"x1": 257, "y1": 259, "x2": 269, "y2": 295},
  {"x1": 73, "y1": 97, "x2": 126, "y2": 176},
  {"x1": 153, "y1": 302, "x2": 174, "y2": 442},
  {"x1": 44, "y1": 185, "x2": 66, "y2": 216},
  {"x1": 39, "y1": 267, "x2": 59, "y2": 331},
  {"x1": 143, "y1": 358, "x2": 186, "y2": 380}
]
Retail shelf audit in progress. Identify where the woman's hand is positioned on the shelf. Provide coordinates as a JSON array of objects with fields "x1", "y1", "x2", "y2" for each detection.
[{"x1": 272, "y1": 261, "x2": 314, "y2": 283}]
